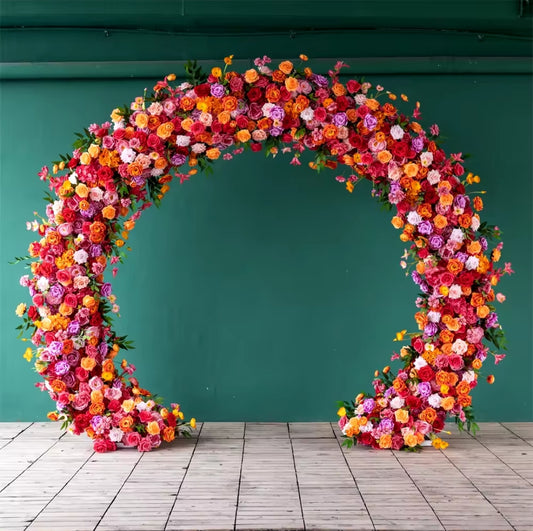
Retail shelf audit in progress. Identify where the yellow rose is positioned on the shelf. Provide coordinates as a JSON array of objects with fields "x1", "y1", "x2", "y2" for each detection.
[
  {"x1": 404, "y1": 433, "x2": 419, "y2": 447},
  {"x1": 394, "y1": 409, "x2": 409, "y2": 424},
  {"x1": 15, "y1": 303, "x2": 26, "y2": 317},
  {"x1": 88, "y1": 144, "x2": 100, "y2": 158},
  {"x1": 135, "y1": 113, "x2": 149, "y2": 128},
  {"x1": 122, "y1": 399, "x2": 135, "y2": 413},
  {"x1": 79, "y1": 152, "x2": 92, "y2": 165},
  {"x1": 75, "y1": 183, "x2": 89, "y2": 198},
  {"x1": 146, "y1": 421, "x2": 160, "y2": 435}
]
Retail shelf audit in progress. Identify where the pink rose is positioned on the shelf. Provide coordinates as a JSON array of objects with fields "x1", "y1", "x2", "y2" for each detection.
[
  {"x1": 338, "y1": 416, "x2": 348, "y2": 430},
  {"x1": 64, "y1": 293, "x2": 78, "y2": 307},
  {"x1": 449, "y1": 355, "x2": 465, "y2": 371},
  {"x1": 123, "y1": 431, "x2": 141, "y2": 447},
  {"x1": 137, "y1": 436, "x2": 153, "y2": 452},
  {"x1": 72, "y1": 392, "x2": 90, "y2": 410},
  {"x1": 57, "y1": 223, "x2": 73, "y2": 237},
  {"x1": 94, "y1": 439, "x2": 109, "y2": 453}
]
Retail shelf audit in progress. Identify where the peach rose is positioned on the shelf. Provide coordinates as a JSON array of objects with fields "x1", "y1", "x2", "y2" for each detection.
[
  {"x1": 244, "y1": 69, "x2": 259, "y2": 83},
  {"x1": 278, "y1": 61, "x2": 293, "y2": 74},
  {"x1": 102, "y1": 205, "x2": 116, "y2": 220},
  {"x1": 394, "y1": 409, "x2": 409, "y2": 423}
]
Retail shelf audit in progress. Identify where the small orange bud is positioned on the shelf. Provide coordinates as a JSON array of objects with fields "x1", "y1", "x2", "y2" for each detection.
[{"x1": 487, "y1": 375, "x2": 495, "y2": 384}]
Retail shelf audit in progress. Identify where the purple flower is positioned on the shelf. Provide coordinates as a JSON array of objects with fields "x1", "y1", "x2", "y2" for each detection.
[
  {"x1": 363, "y1": 114, "x2": 378, "y2": 131},
  {"x1": 55, "y1": 361, "x2": 70, "y2": 376},
  {"x1": 48, "y1": 341, "x2": 63, "y2": 356},
  {"x1": 363, "y1": 398, "x2": 375, "y2": 413},
  {"x1": 384, "y1": 387, "x2": 395, "y2": 398},
  {"x1": 311, "y1": 74, "x2": 328, "y2": 87},
  {"x1": 455, "y1": 252, "x2": 468, "y2": 263},
  {"x1": 417, "y1": 382, "x2": 431, "y2": 397},
  {"x1": 62, "y1": 372, "x2": 76, "y2": 388},
  {"x1": 332, "y1": 112, "x2": 348, "y2": 127},
  {"x1": 269, "y1": 106, "x2": 285, "y2": 121},
  {"x1": 423, "y1": 323, "x2": 438, "y2": 337},
  {"x1": 411, "y1": 271, "x2": 422, "y2": 285},
  {"x1": 411, "y1": 136, "x2": 424, "y2": 152},
  {"x1": 171, "y1": 153, "x2": 187, "y2": 166},
  {"x1": 67, "y1": 321, "x2": 80, "y2": 336},
  {"x1": 66, "y1": 352, "x2": 80, "y2": 366},
  {"x1": 98, "y1": 342, "x2": 109, "y2": 357},
  {"x1": 429, "y1": 234, "x2": 444, "y2": 249},
  {"x1": 454, "y1": 195, "x2": 467, "y2": 209},
  {"x1": 210, "y1": 83, "x2": 225, "y2": 98},
  {"x1": 480, "y1": 237, "x2": 488, "y2": 251},
  {"x1": 420, "y1": 282, "x2": 430, "y2": 294},
  {"x1": 270, "y1": 126, "x2": 283, "y2": 137},
  {"x1": 101, "y1": 283, "x2": 112, "y2": 297},
  {"x1": 486, "y1": 312, "x2": 499, "y2": 328},
  {"x1": 379, "y1": 418, "x2": 394, "y2": 432},
  {"x1": 418, "y1": 220, "x2": 433, "y2": 235}
]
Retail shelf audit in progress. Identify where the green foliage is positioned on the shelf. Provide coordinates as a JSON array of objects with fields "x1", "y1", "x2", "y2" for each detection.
[
  {"x1": 484, "y1": 326, "x2": 507, "y2": 350},
  {"x1": 184, "y1": 60, "x2": 207, "y2": 86}
]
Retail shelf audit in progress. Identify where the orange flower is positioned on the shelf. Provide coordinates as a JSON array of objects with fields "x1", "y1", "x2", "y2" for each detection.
[
  {"x1": 222, "y1": 96, "x2": 238, "y2": 112},
  {"x1": 476, "y1": 305, "x2": 490, "y2": 318},
  {"x1": 102, "y1": 205, "x2": 116, "y2": 220},
  {"x1": 322, "y1": 123, "x2": 338, "y2": 140},
  {"x1": 272, "y1": 69, "x2": 286, "y2": 83},
  {"x1": 206, "y1": 148, "x2": 221, "y2": 160},
  {"x1": 391, "y1": 216, "x2": 404, "y2": 229},
  {"x1": 472, "y1": 358, "x2": 483, "y2": 370},
  {"x1": 146, "y1": 421, "x2": 161, "y2": 435},
  {"x1": 404, "y1": 433, "x2": 419, "y2": 447},
  {"x1": 379, "y1": 434, "x2": 392, "y2": 448},
  {"x1": 467, "y1": 240, "x2": 482, "y2": 255},
  {"x1": 278, "y1": 60, "x2": 293, "y2": 74},
  {"x1": 162, "y1": 427, "x2": 175, "y2": 442},
  {"x1": 441, "y1": 396, "x2": 456, "y2": 411},
  {"x1": 285, "y1": 77, "x2": 299, "y2": 91},
  {"x1": 440, "y1": 193, "x2": 454, "y2": 206},
  {"x1": 377, "y1": 150, "x2": 392, "y2": 164},
  {"x1": 403, "y1": 163, "x2": 419, "y2": 178},
  {"x1": 211, "y1": 67, "x2": 222, "y2": 78},
  {"x1": 447, "y1": 259, "x2": 464, "y2": 275},
  {"x1": 470, "y1": 293, "x2": 485, "y2": 307},
  {"x1": 458, "y1": 394, "x2": 472, "y2": 407},
  {"x1": 473, "y1": 196, "x2": 483, "y2": 211},
  {"x1": 90, "y1": 390, "x2": 103, "y2": 403},
  {"x1": 119, "y1": 416, "x2": 134, "y2": 432},
  {"x1": 332, "y1": 83, "x2": 346, "y2": 97},
  {"x1": 235, "y1": 129, "x2": 251, "y2": 143},
  {"x1": 394, "y1": 409, "x2": 409, "y2": 424},
  {"x1": 81, "y1": 357, "x2": 96, "y2": 371},
  {"x1": 244, "y1": 69, "x2": 259, "y2": 83},
  {"x1": 135, "y1": 113, "x2": 148, "y2": 128},
  {"x1": 458, "y1": 214, "x2": 472, "y2": 228},
  {"x1": 50, "y1": 379, "x2": 66, "y2": 393},
  {"x1": 419, "y1": 407, "x2": 437, "y2": 424},
  {"x1": 417, "y1": 203, "x2": 433, "y2": 218},
  {"x1": 157, "y1": 121, "x2": 174, "y2": 139}
]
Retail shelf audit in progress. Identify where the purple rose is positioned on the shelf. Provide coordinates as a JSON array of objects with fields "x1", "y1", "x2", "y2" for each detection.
[
  {"x1": 411, "y1": 271, "x2": 422, "y2": 285},
  {"x1": 269, "y1": 106, "x2": 285, "y2": 121},
  {"x1": 420, "y1": 282, "x2": 430, "y2": 294},
  {"x1": 248, "y1": 102, "x2": 263, "y2": 120},
  {"x1": 210, "y1": 83, "x2": 225, "y2": 98},
  {"x1": 363, "y1": 398, "x2": 375, "y2": 413},
  {"x1": 101, "y1": 283, "x2": 112, "y2": 297},
  {"x1": 49, "y1": 341, "x2": 63, "y2": 356},
  {"x1": 486, "y1": 312, "x2": 499, "y2": 328},
  {"x1": 480, "y1": 237, "x2": 488, "y2": 251},
  {"x1": 311, "y1": 74, "x2": 328, "y2": 87},
  {"x1": 98, "y1": 342, "x2": 109, "y2": 357},
  {"x1": 55, "y1": 361, "x2": 70, "y2": 376},
  {"x1": 67, "y1": 321, "x2": 80, "y2": 336},
  {"x1": 46, "y1": 284, "x2": 65, "y2": 305},
  {"x1": 364, "y1": 114, "x2": 378, "y2": 131},
  {"x1": 411, "y1": 136, "x2": 424, "y2": 152},
  {"x1": 429, "y1": 234, "x2": 444, "y2": 249},
  {"x1": 379, "y1": 418, "x2": 394, "y2": 432},
  {"x1": 66, "y1": 352, "x2": 80, "y2": 366},
  {"x1": 418, "y1": 220, "x2": 433, "y2": 235},
  {"x1": 384, "y1": 387, "x2": 395, "y2": 398},
  {"x1": 454, "y1": 195, "x2": 467, "y2": 209},
  {"x1": 423, "y1": 322, "x2": 438, "y2": 337},
  {"x1": 171, "y1": 153, "x2": 187, "y2": 166},
  {"x1": 270, "y1": 127, "x2": 283, "y2": 137},
  {"x1": 417, "y1": 382, "x2": 431, "y2": 397},
  {"x1": 90, "y1": 245, "x2": 102, "y2": 257},
  {"x1": 62, "y1": 372, "x2": 76, "y2": 387},
  {"x1": 332, "y1": 112, "x2": 348, "y2": 127}
]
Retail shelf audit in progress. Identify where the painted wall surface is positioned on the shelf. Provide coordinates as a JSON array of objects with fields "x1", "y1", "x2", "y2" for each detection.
[{"x1": 1, "y1": 71, "x2": 531, "y2": 423}]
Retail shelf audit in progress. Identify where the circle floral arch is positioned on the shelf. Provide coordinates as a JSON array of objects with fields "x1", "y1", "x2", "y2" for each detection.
[{"x1": 16, "y1": 55, "x2": 512, "y2": 453}]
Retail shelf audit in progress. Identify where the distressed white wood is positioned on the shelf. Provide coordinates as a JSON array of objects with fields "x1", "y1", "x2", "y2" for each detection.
[{"x1": 0, "y1": 421, "x2": 531, "y2": 530}]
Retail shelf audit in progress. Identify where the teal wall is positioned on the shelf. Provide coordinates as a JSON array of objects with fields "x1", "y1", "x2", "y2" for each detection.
[{"x1": 1, "y1": 3, "x2": 532, "y2": 422}]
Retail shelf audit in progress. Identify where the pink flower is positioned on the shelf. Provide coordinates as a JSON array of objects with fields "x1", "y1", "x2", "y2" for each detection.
[
  {"x1": 496, "y1": 293, "x2": 506, "y2": 303},
  {"x1": 38, "y1": 166, "x2": 49, "y2": 180},
  {"x1": 494, "y1": 354, "x2": 506, "y2": 365},
  {"x1": 93, "y1": 439, "x2": 110, "y2": 453},
  {"x1": 137, "y1": 436, "x2": 153, "y2": 452},
  {"x1": 123, "y1": 431, "x2": 141, "y2": 447}
]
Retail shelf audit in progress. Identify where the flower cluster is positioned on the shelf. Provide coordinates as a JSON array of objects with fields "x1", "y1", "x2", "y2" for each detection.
[{"x1": 17, "y1": 55, "x2": 510, "y2": 451}]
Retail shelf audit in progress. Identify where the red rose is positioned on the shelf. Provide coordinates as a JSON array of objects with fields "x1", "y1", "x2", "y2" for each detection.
[
  {"x1": 418, "y1": 248, "x2": 429, "y2": 259},
  {"x1": 336, "y1": 95, "x2": 349, "y2": 111},
  {"x1": 193, "y1": 83, "x2": 210, "y2": 97},
  {"x1": 113, "y1": 128, "x2": 126, "y2": 139},
  {"x1": 236, "y1": 115, "x2": 248, "y2": 129},
  {"x1": 417, "y1": 365, "x2": 435, "y2": 382},
  {"x1": 108, "y1": 400, "x2": 121, "y2": 412},
  {"x1": 346, "y1": 80, "x2": 361, "y2": 93},
  {"x1": 247, "y1": 87, "x2": 263, "y2": 102},
  {"x1": 356, "y1": 105, "x2": 369, "y2": 118},
  {"x1": 359, "y1": 432, "x2": 373, "y2": 446},
  {"x1": 440, "y1": 272, "x2": 454, "y2": 286},
  {"x1": 28, "y1": 306, "x2": 38, "y2": 320},
  {"x1": 94, "y1": 439, "x2": 110, "y2": 453},
  {"x1": 406, "y1": 396, "x2": 422, "y2": 410},
  {"x1": 392, "y1": 141, "x2": 409, "y2": 158},
  {"x1": 453, "y1": 163, "x2": 465, "y2": 176},
  {"x1": 433, "y1": 417, "x2": 445, "y2": 432},
  {"x1": 250, "y1": 143, "x2": 262, "y2": 152},
  {"x1": 391, "y1": 434, "x2": 404, "y2": 450},
  {"x1": 67, "y1": 158, "x2": 79, "y2": 169}
]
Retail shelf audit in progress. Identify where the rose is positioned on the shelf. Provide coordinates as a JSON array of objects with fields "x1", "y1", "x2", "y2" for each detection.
[
  {"x1": 93, "y1": 439, "x2": 110, "y2": 453},
  {"x1": 137, "y1": 436, "x2": 153, "y2": 452},
  {"x1": 417, "y1": 365, "x2": 435, "y2": 382}
]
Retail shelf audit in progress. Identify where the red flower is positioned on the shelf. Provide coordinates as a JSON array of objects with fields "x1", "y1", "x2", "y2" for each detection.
[{"x1": 417, "y1": 365, "x2": 435, "y2": 382}]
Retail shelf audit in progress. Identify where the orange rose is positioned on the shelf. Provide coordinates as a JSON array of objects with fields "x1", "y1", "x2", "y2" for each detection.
[
  {"x1": 417, "y1": 203, "x2": 433, "y2": 218},
  {"x1": 157, "y1": 121, "x2": 174, "y2": 139},
  {"x1": 80, "y1": 357, "x2": 96, "y2": 371},
  {"x1": 146, "y1": 421, "x2": 161, "y2": 435},
  {"x1": 394, "y1": 409, "x2": 409, "y2": 424},
  {"x1": 89, "y1": 403, "x2": 104, "y2": 415},
  {"x1": 102, "y1": 205, "x2": 116, "y2": 220},
  {"x1": 379, "y1": 434, "x2": 392, "y2": 448},
  {"x1": 119, "y1": 416, "x2": 134, "y2": 432},
  {"x1": 377, "y1": 150, "x2": 392, "y2": 164},
  {"x1": 441, "y1": 397, "x2": 455, "y2": 411},
  {"x1": 332, "y1": 83, "x2": 346, "y2": 97},
  {"x1": 470, "y1": 293, "x2": 485, "y2": 307},
  {"x1": 365, "y1": 98, "x2": 380, "y2": 111},
  {"x1": 50, "y1": 379, "x2": 66, "y2": 393},
  {"x1": 135, "y1": 113, "x2": 148, "y2": 128},
  {"x1": 285, "y1": 77, "x2": 299, "y2": 91},
  {"x1": 433, "y1": 214, "x2": 448, "y2": 229},
  {"x1": 206, "y1": 148, "x2": 221, "y2": 160},
  {"x1": 440, "y1": 193, "x2": 454, "y2": 206},
  {"x1": 473, "y1": 196, "x2": 483, "y2": 211},
  {"x1": 467, "y1": 241, "x2": 482, "y2": 255},
  {"x1": 458, "y1": 214, "x2": 472, "y2": 228},
  {"x1": 456, "y1": 381, "x2": 471, "y2": 395},
  {"x1": 419, "y1": 407, "x2": 437, "y2": 424},
  {"x1": 391, "y1": 216, "x2": 404, "y2": 229},
  {"x1": 278, "y1": 61, "x2": 293, "y2": 75},
  {"x1": 322, "y1": 124, "x2": 338, "y2": 140},
  {"x1": 447, "y1": 259, "x2": 464, "y2": 275},
  {"x1": 476, "y1": 305, "x2": 490, "y2": 318},
  {"x1": 162, "y1": 427, "x2": 175, "y2": 443},
  {"x1": 244, "y1": 69, "x2": 259, "y2": 83},
  {"x1": 404, "y1": 433, "x2": 419, "y2": 447},
  {"x1": 404, "y1": 163, "x2": 419, "y2": 178},
  {"x1": 472, "y1": 358, "x2": 483, "y2": 370},
  {"x1": 236, "y1": 129, "x2": 251, "y2": 143},
  {"x1": 458, "y1": 394, "x2": 472, "y2": 407}
]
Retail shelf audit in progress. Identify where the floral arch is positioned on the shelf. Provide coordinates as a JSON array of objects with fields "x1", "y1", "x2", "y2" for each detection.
[{"x1": 16, "y1": 55, "x2": 511, "y2": 452}]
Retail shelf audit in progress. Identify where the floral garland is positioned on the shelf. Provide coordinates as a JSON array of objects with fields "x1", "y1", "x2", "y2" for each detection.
[{"x1": 15, "y1": 55, "x2": 511, "y2": 452}]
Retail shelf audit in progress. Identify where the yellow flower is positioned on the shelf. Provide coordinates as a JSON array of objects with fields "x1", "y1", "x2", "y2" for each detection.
[
  {"x1": 432, "y1": 438, "x2": 449, "y2": 450},
  {"x1": 393, "y1": 329, "x2": 407, "y2": 342},
  {"x1": 23, "y1": 348, "x2": 33, "y2": 362},
  {"x1": 190, "y1": 418, "x2": 197, "y2": 429},
  {"x1": 15, "y1": 303, "x2": 26, "y2": 317},
  {"x1": 211, "y1": 67, "x2": 222, "y2": 78},
  {"x1": 337, "y1": 407, "x2": 346, "y2": 417},
  {"x1": 147, "y1": 421, "x2": 160, "y2": 435},
  {"x1": 166, "y1": 73, "x2": 176, "y2": 81}
]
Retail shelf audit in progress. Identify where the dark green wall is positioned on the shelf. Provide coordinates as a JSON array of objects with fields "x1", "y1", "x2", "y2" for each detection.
[{"x1": 1, "y1": 4, "x2": 532, "y2": 422}]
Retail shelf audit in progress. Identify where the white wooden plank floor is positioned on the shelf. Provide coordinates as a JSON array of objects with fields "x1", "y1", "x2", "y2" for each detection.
[{"x1": 0, "y1": 422, "x2": 532, "y2": 531}]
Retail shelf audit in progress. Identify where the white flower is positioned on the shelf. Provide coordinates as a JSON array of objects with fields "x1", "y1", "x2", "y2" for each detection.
[
  {"x1": 465, "y1": 256, "x2": 480, "y2": 270},
  {"x1": 73, "y1": 249, "x2": 88, "y2": 264},
  {"x1": 462, "y1": 370, "x2": 476, "y2": 383},
  {"x1": 390, "y1": 397, "x2": 405, "y2": 409},
  {"x1": 471, "y1": 215, "x2": 480, "y2": 231},
  {"x1": 407, "y1": 211, "x2": 423, "y2": 225},
  {"x1": 359, "y1": 421, "x2": 373, "y2": 433},
  {"x1": 73, "y1": 336, "x2": 85, "y2": 349},
  {"x1": 390, "y1": 125, "x2": 404, "y2": 140},
  {"x1": 449, "y1": 228, "x2": 464, "y2": 244},
  {"x1": 150, "y1": 168, "x2": 165, "y2": 177},
  {"x1": 113, "y1": 120, "x2": 125, "y2": 131},
  {"x1": 448, "y1": 284, "x2": 462, "y2": 299},
  {"x1": 354, "y1": 94, "x2": 367, "y2": 105},
  {"x1": 36, "y1": 277, "x2": 49, "y2": 292},
  {"x1": 191, "y1": 143, "x2": 206, "y2": 154},
  {"x1": 452, "y1": 338, "x2": 468, "y2": 355},
  {"x1": 52, "y1": 200, "x2": 64, "y2": 216},
  {"x1": 428, "y1": 393, "x2": 442, "y2": 408},
  {"x1": 414, "y1": 356, "x2": 428, "y2": 369},
  {"x1": 147, "y1": 102, "x2": 163, "y2": 115},
  {"x1": 262, "y1": 102, "x2": 275, "y2": 117},
  {"x1": 136, "y1": 401, "x2": 149, "y2": 412},
  {"x1": 420, "y1": 151, "x2": 434, "y2": 167},
  {"x1": 68, "y1": 172, "x2": 78, "y2": 185},
  {"x1": 300, "y1": 107, "x2": 314, "y2": 121},
  {"x1": 89, "y1": 187, "x2": 104, "y2": 201},
  {"x1": 175, "y1": 135, "x2": 191, "y2": 147},
  {"x1": 427, "y1": 311, "x2": 441, "y2": 323},
  {"x1": 427, "y1": 170, "x2": 441, "y2": 185},
  {"x1": 108, "y1": 428, "x2": 125, "y2": 442},
  {"x1": 120, "y1": 147, "x2": 136, "y2": 163}
]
